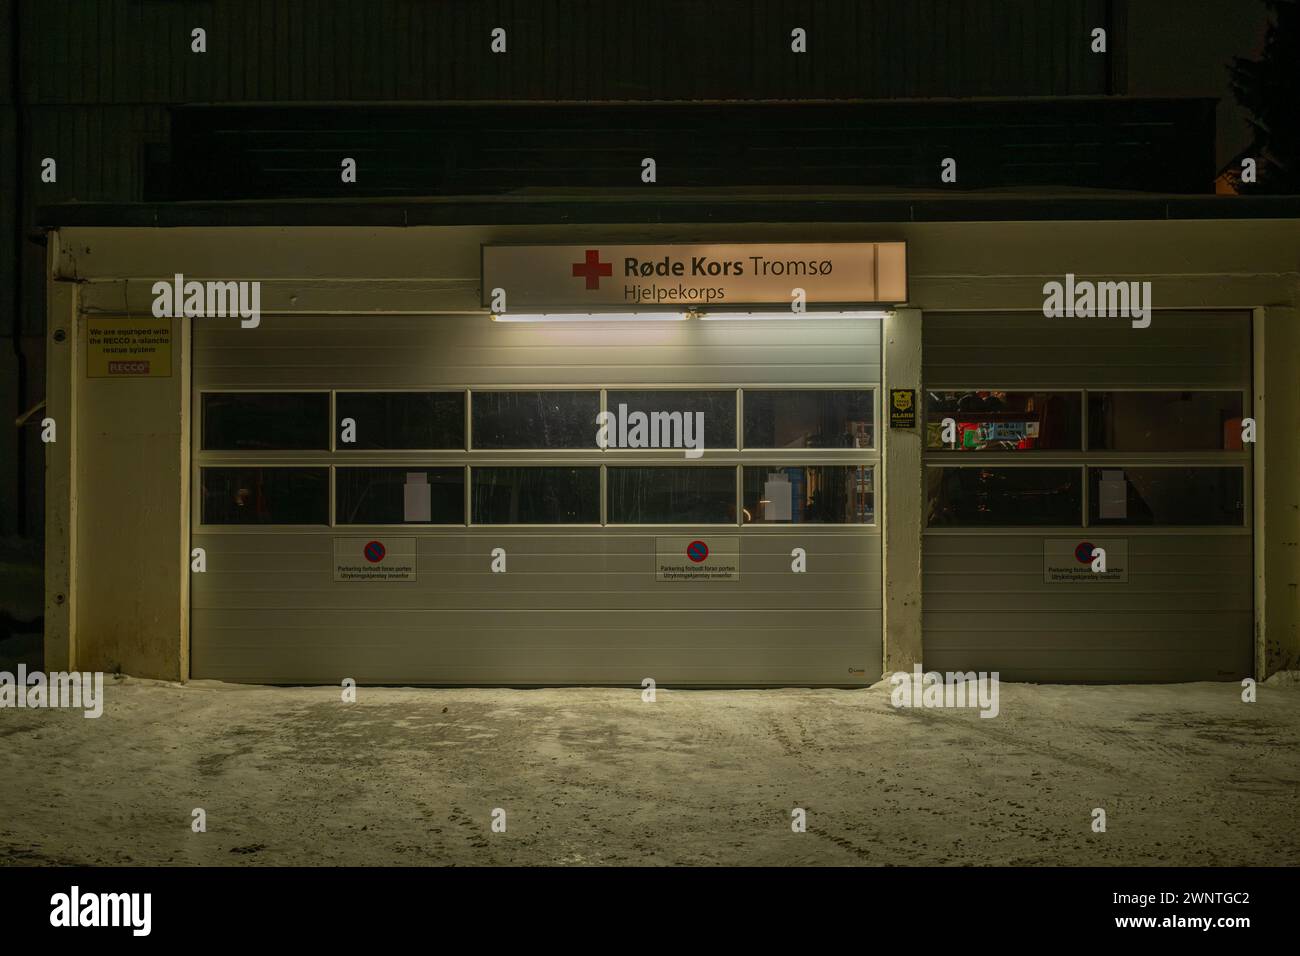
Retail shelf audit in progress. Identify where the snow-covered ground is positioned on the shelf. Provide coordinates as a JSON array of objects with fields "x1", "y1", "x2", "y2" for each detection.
[{"x1": 2, "y1": 677, "x2": 1297, "y2": 866}]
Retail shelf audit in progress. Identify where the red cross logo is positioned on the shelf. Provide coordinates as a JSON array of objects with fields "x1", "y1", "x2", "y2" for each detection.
[{"x1": 571, "y1": 249, "x2": 613, "y2": 290}]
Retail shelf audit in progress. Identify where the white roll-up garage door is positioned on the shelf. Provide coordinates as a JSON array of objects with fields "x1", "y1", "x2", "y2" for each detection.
[
  {"x1": 921, "y1": 311, "x2": 1253, "y2": 682},
  {"x1": 191, "y1": 313, "x2": 883, "y2": 685}
]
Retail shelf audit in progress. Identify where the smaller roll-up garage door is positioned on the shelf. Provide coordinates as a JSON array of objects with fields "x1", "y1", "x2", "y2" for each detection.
[{"x1": 921, "y1": 311, "x2": 1253, "y2": 682}]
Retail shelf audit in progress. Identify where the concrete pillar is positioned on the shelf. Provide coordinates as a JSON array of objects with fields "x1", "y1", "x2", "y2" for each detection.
[
  {"x1": 43, "y1": 238, "x2": 77, "y2": 672},
  {"x1": 1256, "y1": 306, "x2": 1300, "y2": 677},
  {"x1": 882, "y1": 307, "x2": 923, "y2": 676},
  {"x1": 47, "y1": 255, "x2": 192, "y2": 681}
]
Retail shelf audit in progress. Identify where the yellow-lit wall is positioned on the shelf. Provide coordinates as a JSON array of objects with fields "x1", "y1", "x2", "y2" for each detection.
[{"x1": 72, "y1": 319, "x2": 189, "y2": 679}]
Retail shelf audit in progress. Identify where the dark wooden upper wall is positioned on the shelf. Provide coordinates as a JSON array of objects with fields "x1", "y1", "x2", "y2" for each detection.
[{"x1": 19, "y1": 0, "x2": 1120, "y2": 104}]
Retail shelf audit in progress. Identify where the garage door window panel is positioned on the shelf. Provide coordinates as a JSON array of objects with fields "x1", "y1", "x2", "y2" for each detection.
[
  {"x1": 743, "y1": 465, "x2": 875, "y2": 524},
  {"x1": 336, "y1": 467, "x2": 465, "y2": 525},
  {"x1": 925, "y1": 390, "x2": 1082, "y2": 451},
  {"x1": 471, "y1": 391, "x2": 599, "y2": 449},
  {"x1": 926, "y1": 466, "x2": 1082, "y2": 527},
  {"x1": 335, "y1": 392, "x2": 466, "y2": 450},
  {"x1": 201, "y1": 392, "x2": 330, "y2": 450},
  {"x1": 471, "y1": 467, "x2": 600, "y2": 524},
  {"x1": 607, "y1": 466, "x2": 736, "y2": 524},
  {"x1": 1087, "y1": 391, "x2": 1246, "y2": 451},
  {"x1": 742, "y1": 389, "x2": 874, "y2": 449},
  {"x1": 1088, "y1": 466, "x2": 1245, "y2": 526},
  {"x1": 200, "y1": 467, "x2": 329, "y2": 525},
  {"x1": 605, "y1": 390, "x2": 737, "y2": 450}
]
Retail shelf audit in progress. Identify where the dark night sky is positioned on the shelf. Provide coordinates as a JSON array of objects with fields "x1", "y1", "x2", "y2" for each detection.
[{"x1": 1128, "y1": 0, "x2": 1272, "y2": 167}]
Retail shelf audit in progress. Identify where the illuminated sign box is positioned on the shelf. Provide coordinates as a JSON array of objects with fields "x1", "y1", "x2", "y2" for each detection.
[{"x1": 481, "y1": 242, "x2": 907, "y2": 313}]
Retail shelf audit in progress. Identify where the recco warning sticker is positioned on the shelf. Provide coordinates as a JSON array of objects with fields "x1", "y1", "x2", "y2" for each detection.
[{"x1": 86, "y1": 317, "x2": 173, "y2": 378}]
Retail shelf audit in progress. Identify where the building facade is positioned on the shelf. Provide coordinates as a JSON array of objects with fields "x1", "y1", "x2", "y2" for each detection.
[{"x1": 40, "y1": 201, "x2": 1300, "y2": 684}]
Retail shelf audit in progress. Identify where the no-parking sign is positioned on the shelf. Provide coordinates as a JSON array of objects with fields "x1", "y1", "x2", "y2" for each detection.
[
  {"x1": 656, "y1": 536, "x2": 740, "y2": 581},
  {"x1": 1044, "y1": 538, "x2": 1128, "y2": 583},
  {"x1": 334, "y1": 537, "x2": 417, "y2": 582}
]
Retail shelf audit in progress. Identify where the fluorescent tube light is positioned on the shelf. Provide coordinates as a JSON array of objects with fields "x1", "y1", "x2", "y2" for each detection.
[
  {"x1": 696, "y1": 310, "x2": 891, "y2": 321},
  {"x1": 490, "y1": 312, "x2": 689, "y2": 322}
]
